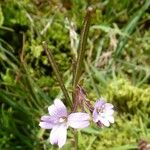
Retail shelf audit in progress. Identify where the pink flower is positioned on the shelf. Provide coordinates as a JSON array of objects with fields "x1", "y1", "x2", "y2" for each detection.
[
  {"x1": 93, "y1": 98, "x2": 114, "y2": 127},
  {"x1": 39, "y1": 99, "x2": 90, "y2": 148}
]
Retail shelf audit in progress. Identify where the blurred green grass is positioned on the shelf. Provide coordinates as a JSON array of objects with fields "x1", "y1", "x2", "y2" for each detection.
[{"x1": 0, "y1": 0, "x2": 150, "y2": 149}]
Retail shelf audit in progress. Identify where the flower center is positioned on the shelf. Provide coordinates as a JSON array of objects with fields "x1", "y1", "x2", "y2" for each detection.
[
  {"x1": 97, "y1": 105, "x2": 105, "y2": 114},
  {"x1": 59, "y1": 117, "x2": 66, "y2": 123}
]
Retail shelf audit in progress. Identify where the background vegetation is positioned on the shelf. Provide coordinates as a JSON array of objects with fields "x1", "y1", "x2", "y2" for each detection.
[{"x1": 0, "y1": 0, "x2": 150, "y2": 149}]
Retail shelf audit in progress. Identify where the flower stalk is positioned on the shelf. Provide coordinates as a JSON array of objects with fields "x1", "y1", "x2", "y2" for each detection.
[{"x1": 72, "y1": 7, "x2": 93, "y2": 149}]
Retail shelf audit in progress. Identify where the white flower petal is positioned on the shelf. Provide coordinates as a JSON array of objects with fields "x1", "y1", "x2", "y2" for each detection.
[
  {"x1": 105, "y1": 103, "x2": 114, "y2": 109},
  {"x1": 107, "y1": 116, "x2": 114, "y2": 123},
  {"x1": 104, "y1": 108, "x2": 114, "y2": 115},
  {"x1": 50, "y1": 124, "x2": 67, "y2": 148},
  {"x1": 98, "y1": 117, "x2": 110, "y2": 127},
  {"x1": 68, "y1": 112, "x2": 90, "y2": 129}
]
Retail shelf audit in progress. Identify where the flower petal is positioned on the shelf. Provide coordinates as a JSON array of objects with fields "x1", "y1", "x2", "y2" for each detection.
[
  {"x1": 48, "y1": 99, "x2": 67, "y2": 118},
  {"x1": 105, "y1": 103, "x2": 114, "y2": 109},
  {"x1": 107, "y1": 116, "x2": 114, "y2": 123},
  {"x1": 68, "y1": 112, "x2": 90, "y2": 129},
  {"x1": 103, "y1": 108, "x2": 114, "y2": 115},
  {"x1": 94, "y1": 99, "x2": 105, "y2": 108},
  {"x1": 41, "y1": 115, "x2": 51, "y2": 121},
  {"x1": 92, "y1": 109, "x2": 99, "y2": 122},
  {"x1": 41, "y1": 115, "x2": 56, "y2": 122},
  {"x1": 39, "y1": 122, "x2": 54, "y2": 129},
  {"x1": 50, "y1": 124, "x2": 67, "y2": 148},
  {"x1": 98, "y1": 117, "x2": 110, "y2": 127},
  {"x1": 54, "y1": 99, "x2": 66, "y2": 110}
]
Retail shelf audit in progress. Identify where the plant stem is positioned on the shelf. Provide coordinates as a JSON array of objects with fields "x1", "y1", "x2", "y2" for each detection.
[
  {"x1": 43, "y1": 42, "x2": 72, "y2": 107},
  {"x1": 74, "y1": 129, "x2": 78, "y2": 150},
  {"x1": 73, "y1": 7, "x2": 93, "y2": 90},
  {"x1": 72, "y1": 7, "x2": 93, "y2": 149}
]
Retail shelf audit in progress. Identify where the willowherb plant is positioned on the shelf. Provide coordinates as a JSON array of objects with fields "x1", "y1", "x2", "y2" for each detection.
[{"x1": 40, "y1": 6, "x2": 115, "y2": 149}]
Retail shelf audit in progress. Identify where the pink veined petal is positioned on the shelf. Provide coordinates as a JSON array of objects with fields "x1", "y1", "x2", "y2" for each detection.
[
  {"x1": 41, "y1": 115, "x2": 58, "y2": 124},
  {"x1": 92, "y1": 109, "x2": 99, "y2": 122},
  {"x1": 54, "y1": 99, "x2": 67, "y2": 111},
  {"x1": 41, "y1": 115, "x2": 55, "y2": 122},
  {"x1": 41, "y1": 115, "x2": 51, "y2": 121},
  {"x1": 48, "y1": 99, "x2": 67, "y2": 118},
  {"x1": 69, "y1": 120, "x2": 90, "y2": 129},
  {"x1": 68, "y1": 112, "x2": 90, "y2": 129},
  {"x1": 39, "y1": 122, "x2": 54, "y2": 129},
  {"x1": 50, "y1": 124, "x2": 67, "y2": 148},
  {"x1": 94, "y1": 99, "x2": 105, "y2": 108},
  {"x1": 68, "y1": 112, "x2": 90, "y2": 121},
  {"x1": 48, "y1": 105, "x2": 56, "y2": 115},
  {"x1": 98, "y1": 116, "x2": 110, "y2": 127}
]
